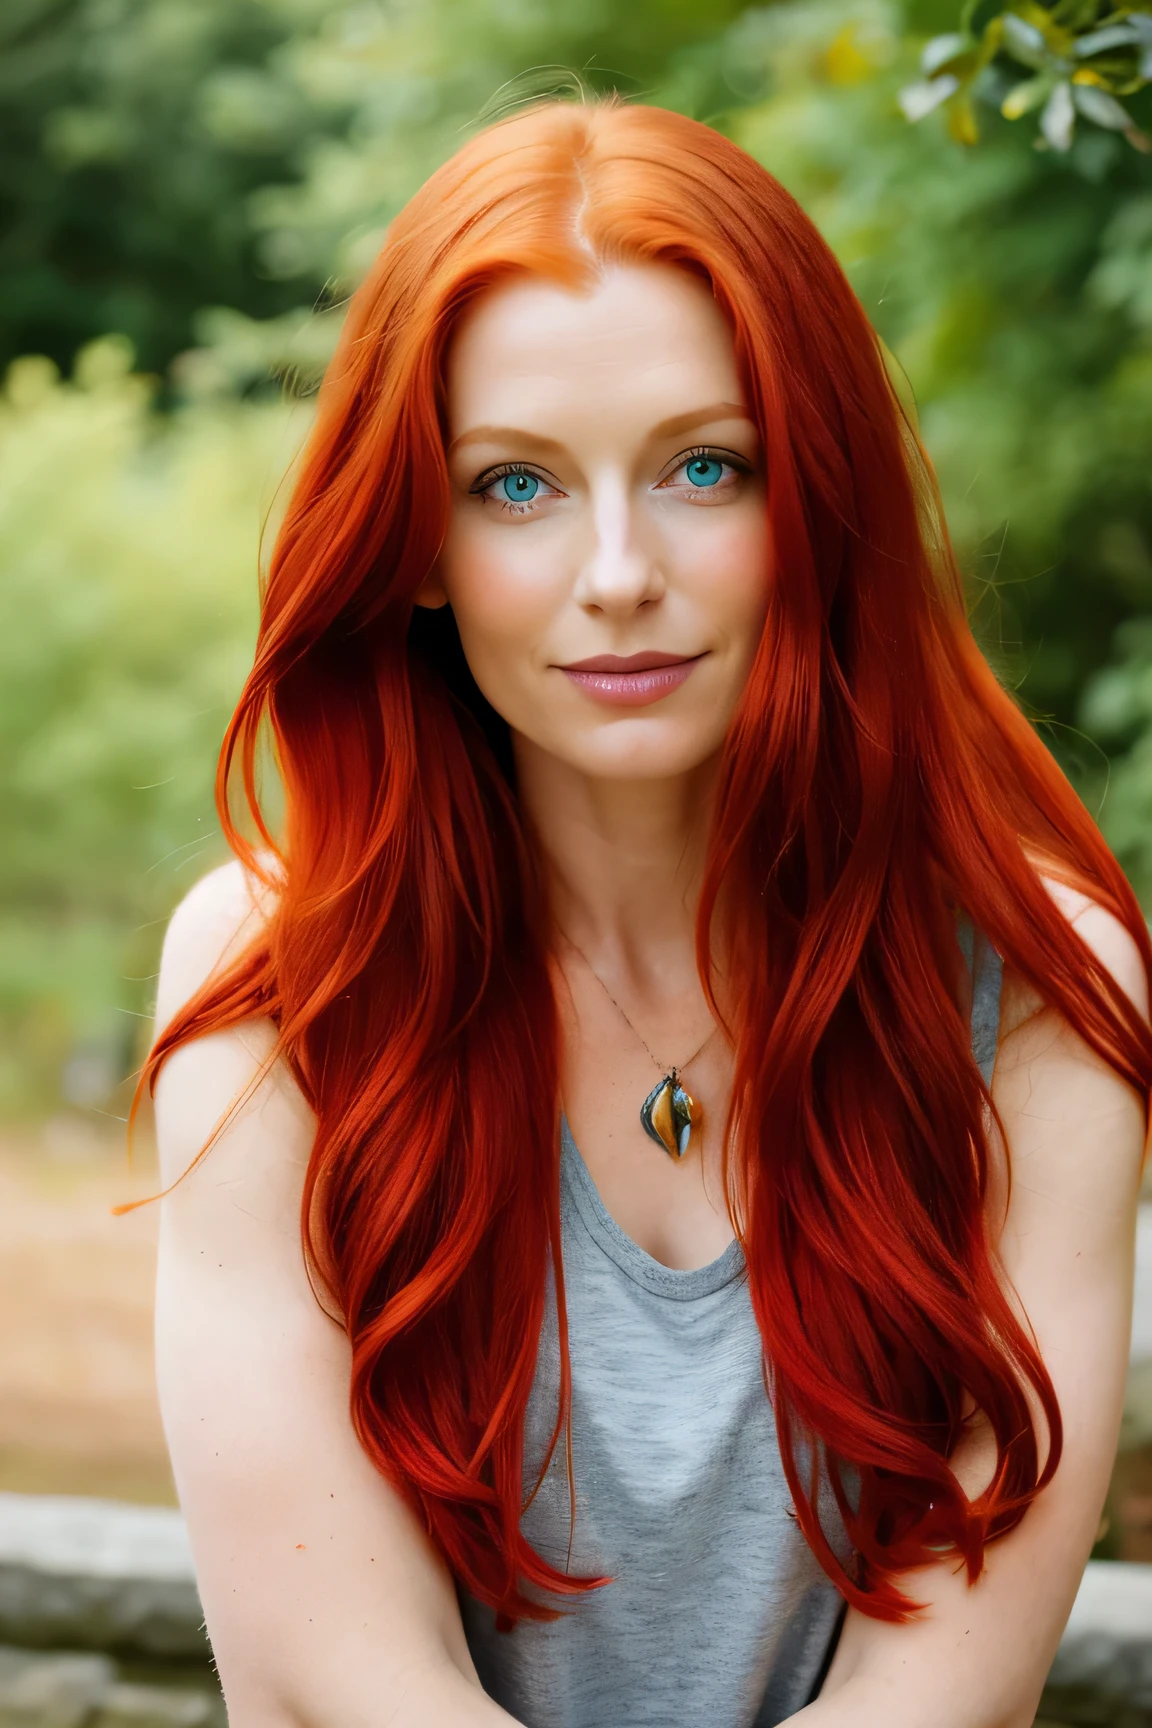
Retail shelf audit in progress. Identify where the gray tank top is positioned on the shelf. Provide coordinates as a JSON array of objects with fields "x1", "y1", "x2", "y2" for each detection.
[{"x1": 461, "y1": 925, "x2": 1003, "y2": 1727}]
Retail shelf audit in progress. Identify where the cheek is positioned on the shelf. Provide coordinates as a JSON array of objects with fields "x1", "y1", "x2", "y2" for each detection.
[
  {"x1": 438, "y1": 518, "x2": 562, "y2": 679},
  {"x1": 675, "y1": 504, "x2": 773, "y2": 643}
]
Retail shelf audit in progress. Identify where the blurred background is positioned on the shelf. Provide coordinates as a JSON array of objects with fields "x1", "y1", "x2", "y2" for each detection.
[{"x1": 2, "y1": 0, "x2": 1151, "y2": 1585}]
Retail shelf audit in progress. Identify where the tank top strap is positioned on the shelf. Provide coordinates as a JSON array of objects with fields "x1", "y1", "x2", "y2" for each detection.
[{"x1": 956, "y1": 912, "x2": 1003, "y2": 1088}]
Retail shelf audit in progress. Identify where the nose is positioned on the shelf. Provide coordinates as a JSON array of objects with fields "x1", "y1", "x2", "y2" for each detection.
[{"x1": 571, "y1": 471, "x2": 666, "y2": 616}]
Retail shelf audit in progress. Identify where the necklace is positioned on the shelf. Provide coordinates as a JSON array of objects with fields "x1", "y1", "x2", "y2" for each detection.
[{"x1": 560, "y1": 933, "x2": 717, "y2": 1161}]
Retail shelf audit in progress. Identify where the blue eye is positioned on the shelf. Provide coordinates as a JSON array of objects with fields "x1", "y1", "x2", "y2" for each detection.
[
  {"x1": 499, "y1": 472, "x2": 539, "y2": 503},
  {"x1": 685, "y1": 456, "x2": 724, "y2": 488},
  {"x1": 472, "y1": 466, "x2": 554, "y2": 511}
]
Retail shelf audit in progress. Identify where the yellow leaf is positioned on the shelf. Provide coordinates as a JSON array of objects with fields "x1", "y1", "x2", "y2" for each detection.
[
  {"x1": 823, "y1": 24, "x2": 874, "y2": 86},
  {"x1": 1015, "y1": 1, "x2": 1076, "y2": 57},
  {"x1": 1002, "y1": 78, "x2": 1045, "y2": 118},
  {"x1": 947, "y1": 91, "x2": 980, "y2": 144}
]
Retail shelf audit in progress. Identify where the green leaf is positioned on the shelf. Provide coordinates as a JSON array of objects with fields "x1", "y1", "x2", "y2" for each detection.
[
  {"x1": 1075, "y1": 25, "x2": 1144, "y2": 57},
  {"x1": 922, "y1": 32, "x2": 970, "y2": 76},
  {"x1": 1002, "y1": 73, "x2": 1056, "y2": 117},
  {"x1": 1040, "y1": 77, "x2": 1076, "y2": 146},
  {"x1": 1002, "y1": 12, "x2": 1058, "y2": 70},
  {"x1": 899, "y1": 74, "x2": 961, "y2": 121},
  {"x1": 1073, "y1": 82, "x2": 1138, "y2": 128}
]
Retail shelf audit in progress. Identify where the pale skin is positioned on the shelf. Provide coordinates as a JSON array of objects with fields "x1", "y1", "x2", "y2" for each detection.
[{"x1": 153, "y1": 262, "x2": 1149, "y2": 1728}]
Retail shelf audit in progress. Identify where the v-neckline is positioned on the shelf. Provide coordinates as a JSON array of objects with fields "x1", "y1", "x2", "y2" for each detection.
[{"x1": 558, "y1": 1113, "x2": 745, "y2": 1298}]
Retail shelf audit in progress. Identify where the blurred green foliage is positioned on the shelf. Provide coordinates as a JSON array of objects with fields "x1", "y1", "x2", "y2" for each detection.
[
  {"x1": 899, "y1": 2, "x2": 1152, "y2": 152},
  {"x1": 719, "y1": 0, "x2": 1152, "y2": 860},
  {"x1": 0, "y1": 0, "x2": 749, "y2": 379},
  {"x1": 2, "y1": 0, "x2": 1152, "y2": 1115},
  {"x1": 0, "y1": 333, "x2": 303, "y2": 1112}
]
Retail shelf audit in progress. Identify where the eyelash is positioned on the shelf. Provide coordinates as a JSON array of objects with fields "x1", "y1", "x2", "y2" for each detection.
[
  {"x1": 468, "y1": 462, "x2": 561, "y2": 516},
  {"x1": 668, "y1": 446, "x2": 751, "y2": 493},
  {"x1": 469, "y1": 446, "x2": 751, "y2": 516}
]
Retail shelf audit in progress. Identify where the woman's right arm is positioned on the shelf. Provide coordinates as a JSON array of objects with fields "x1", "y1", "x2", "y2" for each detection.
[{"x1": 152, "y1": 861, "x2": 517, "y2": 1728}]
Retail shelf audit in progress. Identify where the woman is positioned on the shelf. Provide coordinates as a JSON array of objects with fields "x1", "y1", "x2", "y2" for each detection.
[{"x1": 146, "y1": 97, "x2": 1151, "y2": 1727}]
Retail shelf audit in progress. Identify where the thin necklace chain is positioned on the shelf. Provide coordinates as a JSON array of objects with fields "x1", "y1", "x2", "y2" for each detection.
[{"x1": 558, "y1": 930, "x2": 718, "y2": 1078}]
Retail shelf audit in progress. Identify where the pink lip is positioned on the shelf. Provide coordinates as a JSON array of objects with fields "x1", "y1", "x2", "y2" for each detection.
[{"x1": 557, "y1": 650, "x2": 706, "y2": 708}]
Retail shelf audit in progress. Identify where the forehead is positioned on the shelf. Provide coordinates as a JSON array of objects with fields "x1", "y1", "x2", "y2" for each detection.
[{"x1": 442, "y1": 262, "x2": 745, "y2": 436}]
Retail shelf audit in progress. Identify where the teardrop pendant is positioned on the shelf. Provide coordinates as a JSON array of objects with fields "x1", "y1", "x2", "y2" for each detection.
[{"x1": 640, "y1": 1070, "x2": 697, "y2": 1160}]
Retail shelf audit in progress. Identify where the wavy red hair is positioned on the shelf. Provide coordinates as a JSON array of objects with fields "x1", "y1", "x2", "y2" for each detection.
[{"x1": 142, "y1": 97, "x2": 1152, "y2": 1624}]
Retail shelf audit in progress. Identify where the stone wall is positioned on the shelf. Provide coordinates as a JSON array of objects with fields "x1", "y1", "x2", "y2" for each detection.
[
  {"x1": 0, "y1": 1492, "x2": 1149, "y2": 1726},
  {"x1": 0, "y1": 1497, "x2": 220, "y2": 1728}
]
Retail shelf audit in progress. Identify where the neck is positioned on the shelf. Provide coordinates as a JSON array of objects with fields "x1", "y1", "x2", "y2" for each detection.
[{"x1": 512, "y1": 734, "x2": 718, "y2": 981}]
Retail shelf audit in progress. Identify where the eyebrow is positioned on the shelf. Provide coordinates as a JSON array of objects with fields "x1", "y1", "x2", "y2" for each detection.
[{"x1": 447, "y1": 401, "x2": 753, "y2": 457}]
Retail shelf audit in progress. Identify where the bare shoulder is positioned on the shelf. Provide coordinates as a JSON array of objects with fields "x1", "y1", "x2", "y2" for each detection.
[
  {"x1": 152, "y1": 857, "x2": 303, "y2": 1196},
  {"x1": 154, "y1": 856, "x2": 277, "y2": 1037},
  {"x1": 999, "y1": 869, "x2": 1150, "y2": 1044},
  {"x1": 990, "y1": 869, "x2": 1149, "y2": 1249},
  {"x1": 1041, "y1": 875, "x2": 1149, "y2": 1019}
]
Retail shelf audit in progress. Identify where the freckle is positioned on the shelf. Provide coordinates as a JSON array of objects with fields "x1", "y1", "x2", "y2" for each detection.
[{"x1": 296, "y1": 1543, "x2": 306, "y2": 1550}]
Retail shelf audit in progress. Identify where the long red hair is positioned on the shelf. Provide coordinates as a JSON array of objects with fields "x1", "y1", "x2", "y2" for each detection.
[{"x1": 143, "y1": 97, "x2": 1152, "y2": 1624}]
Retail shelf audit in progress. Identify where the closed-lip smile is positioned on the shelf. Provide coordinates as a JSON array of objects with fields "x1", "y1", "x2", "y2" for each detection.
[{"x1": 556, "y1": 649, "x2": 707, "y2": 708}]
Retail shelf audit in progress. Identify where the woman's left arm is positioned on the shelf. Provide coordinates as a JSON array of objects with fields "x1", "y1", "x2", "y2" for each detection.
[{"x1": 794, "y1": 889, "x2": 1150, "y2": 1728}]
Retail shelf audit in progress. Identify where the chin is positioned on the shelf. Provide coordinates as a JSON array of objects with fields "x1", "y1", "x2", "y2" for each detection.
[{"x1": 557, "y1": 723, "x2": 724, "y2": 783}]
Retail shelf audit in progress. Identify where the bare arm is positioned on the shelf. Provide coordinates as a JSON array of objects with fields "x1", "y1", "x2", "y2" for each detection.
[
  {"x1": 794, "y1": 889, "x2": 1149, "y2": 1728},
  {"x1": 152, "y1": 862, "x2": 517, "y2": 1728}
]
